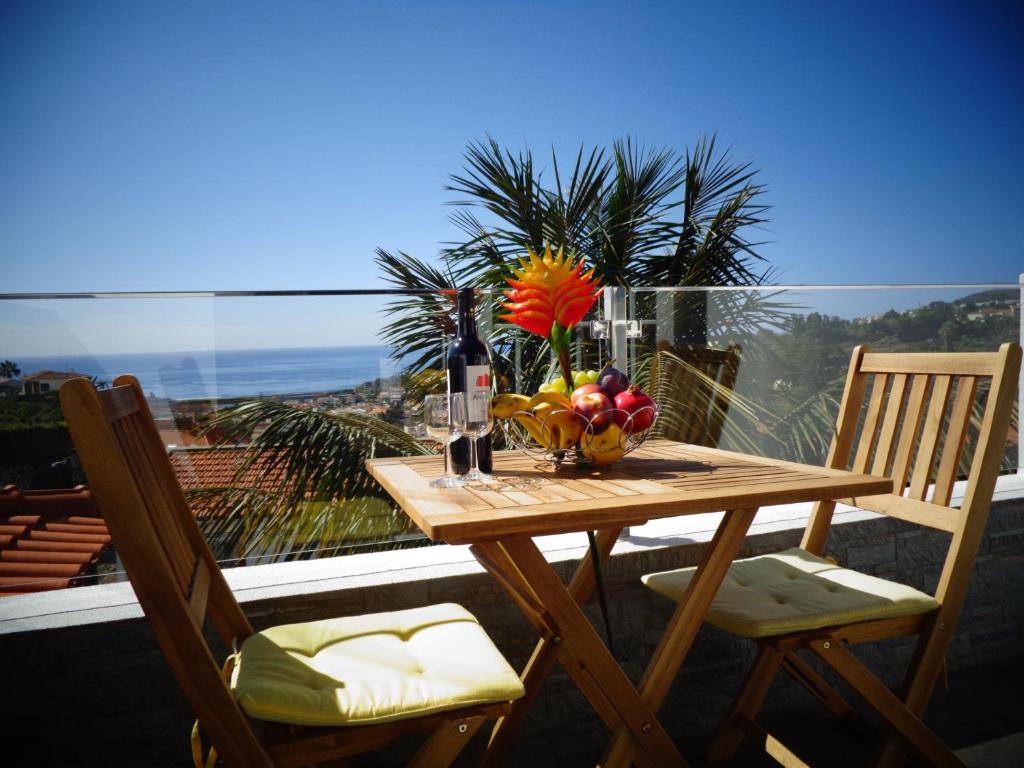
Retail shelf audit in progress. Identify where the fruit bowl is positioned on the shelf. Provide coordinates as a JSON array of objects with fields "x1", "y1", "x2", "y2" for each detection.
[
  {"x1": 493, "y1": 375, "x2": 658, "y2": 468},
  {"x1": 498, "y1": 406, "x2": 658, "y2": 467}
]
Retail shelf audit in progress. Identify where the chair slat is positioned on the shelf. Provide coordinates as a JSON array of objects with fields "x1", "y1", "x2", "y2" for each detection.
[
  {"x1": 842, "y1": 493, "x2": 957, "y2": 533},
  {"x1": 889, "y1": 375, "x2": 930, "y2": 491},
  {"x1": 99, "y1": 384, "x2": 142, "y2": 422},
  {"x1": 113, "y1": 415, "x2": 194, "y2": 591},
  {"x1": 860, "y1": 352, "x2": 999, "y2": 376},
  {"x1": 908, "y1": 376, "x2": 952, "y2": 500},
  {"x1": 189, "y1": 557, "x2": 211, "y2": 627},
  {"x1": 852, "y1": 374, "x2": 888, "y2": 472},
  {"x1": 871, "y1": 374, "x2": 909, "y2": 477},
  {"x1": 122, "y1": 412, "x2": 196, "y2": 578},
  {"x1": 932, "y1": 377, "x2": 977, "y2": 506},
  {"x1": 707, "y1": 346, "x2": 741, "y2": 448}
]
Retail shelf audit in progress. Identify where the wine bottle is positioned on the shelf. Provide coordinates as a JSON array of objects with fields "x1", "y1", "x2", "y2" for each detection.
[{"x1": 447, "y1": 287, "x2": 492, "y2": 475}]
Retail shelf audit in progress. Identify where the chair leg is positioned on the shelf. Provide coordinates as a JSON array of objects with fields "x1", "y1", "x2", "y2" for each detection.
[
  {"x1": 408, "y1": 715, "x2": 485, "y2": 768},
  {"x1": 807, "y1": 639, "x2": 962, "y2": 768},
  {"x1": 706, "y1": 643, "x2": 785, "y2": 762},
  {"x1": 872, "y1": 616, "x2": 954, "y2": 768}
]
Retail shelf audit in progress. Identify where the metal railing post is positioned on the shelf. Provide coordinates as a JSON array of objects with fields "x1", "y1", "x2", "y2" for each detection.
[
  {"x1": 604, "y1": 286, "x2": 629, "y2": 377},
  {"x1": 1019, "y1": 273, "x2": 1023, "y2": 473}
]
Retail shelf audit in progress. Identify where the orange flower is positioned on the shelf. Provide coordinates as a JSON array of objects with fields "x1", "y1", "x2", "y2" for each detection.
[{"x1": 499, "y1": 245, "x2": 603, "y2": 341}]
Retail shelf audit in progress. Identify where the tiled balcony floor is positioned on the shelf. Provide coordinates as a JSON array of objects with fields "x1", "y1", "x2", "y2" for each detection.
[{"x1": 353, "y1": 655, "x2": 1022, "y2": 767}]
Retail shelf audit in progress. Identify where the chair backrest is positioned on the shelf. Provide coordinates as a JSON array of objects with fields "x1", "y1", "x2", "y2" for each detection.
[
  {"x1": 650, "y1": 342, "x2": 741, "y2": 447},
  {"x1": 60, "y1": 375, "x2": 274, "y2": 766},
  {"x1": 802, "y1": 343, "x2": 1021, "y2": 607}
]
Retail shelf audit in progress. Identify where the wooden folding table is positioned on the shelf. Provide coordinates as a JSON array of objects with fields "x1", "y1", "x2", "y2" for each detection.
[{"x1": 367, "y1": 439, "x2": 892, "y2": 767}]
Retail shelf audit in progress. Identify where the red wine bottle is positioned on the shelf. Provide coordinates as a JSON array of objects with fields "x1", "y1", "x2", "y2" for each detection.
[{"x1": 447, "y1": 288, "x2": 492, "y2": 474}]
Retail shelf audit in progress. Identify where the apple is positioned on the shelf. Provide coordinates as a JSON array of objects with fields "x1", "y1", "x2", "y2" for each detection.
[
  {"x1": 573, "y1": 390, "x2": 614, "y2": 434},
  {"x1": 613, "y1": 386, "x2": 656, "y2": 433},
  {"x1": 570, "y1": 383, "x2": 604, "y2": 405},
  {"x1": 597, "y1": 367, "x2": 630, "y2": 398}
]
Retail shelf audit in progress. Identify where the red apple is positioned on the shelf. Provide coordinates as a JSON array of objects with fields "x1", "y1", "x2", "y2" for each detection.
[
  {"x1": 573, "y1": 391, "x2": 614, "y2": 434},
  {"x1": 614, "y1": 386, "x2": 656, "y2": 433},
  {"x1": 570, "y1": 383, "x2": 604, "y2": 405}
]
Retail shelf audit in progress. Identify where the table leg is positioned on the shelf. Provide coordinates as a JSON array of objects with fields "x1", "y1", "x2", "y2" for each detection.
[
  {"x1": 474, "y1": 531, "x2": 624, "y2": 767},
  {"x1": 600, "y1": 506, "x2": 760, "y2": 768},
  {"x1": 501, "y1": 536, "x2": 688, "y2": 768}
]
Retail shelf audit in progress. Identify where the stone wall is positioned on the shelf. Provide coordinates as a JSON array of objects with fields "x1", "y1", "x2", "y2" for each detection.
[{"x1": 3, "y1": 497, "x2": 1023, "y2": 767}]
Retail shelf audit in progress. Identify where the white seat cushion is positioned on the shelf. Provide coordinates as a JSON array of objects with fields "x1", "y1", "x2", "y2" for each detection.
[
  {"x1": 642, "y1": 547, "x2": 939, "y2": 638},
  {"x1": 231, "y1": 603, "x2": 525, "y2": 726}
]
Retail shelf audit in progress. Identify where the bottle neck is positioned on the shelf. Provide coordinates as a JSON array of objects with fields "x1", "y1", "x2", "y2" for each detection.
[{"x1": 457, "y1": 289, "x2": 477, "y2": 337}]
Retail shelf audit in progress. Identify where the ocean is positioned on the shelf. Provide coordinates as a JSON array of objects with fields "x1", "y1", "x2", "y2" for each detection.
[{"x1": 16, "y1": 346, "x2": 403, "y2": 401}]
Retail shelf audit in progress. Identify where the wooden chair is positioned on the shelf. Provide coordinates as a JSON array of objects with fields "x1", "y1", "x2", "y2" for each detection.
[
  {"x1": 59, "y1": 375, "x2": 524, "y2": 768},
  {"x1": 649, "y1": 341, "x2": 741, "y2": 447},
  {"x1": 643, "y1": 343, "x2": 1021, "y2": 768}
]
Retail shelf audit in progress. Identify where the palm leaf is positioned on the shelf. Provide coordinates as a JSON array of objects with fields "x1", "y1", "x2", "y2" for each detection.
[{"x1": 194, "y1": 401, "x2": 431, "y2": 560}]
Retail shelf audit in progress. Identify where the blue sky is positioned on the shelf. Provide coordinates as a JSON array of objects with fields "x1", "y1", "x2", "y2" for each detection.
[{"x1": 1, "y1": 0, "x2": 1022, "y2": 354}]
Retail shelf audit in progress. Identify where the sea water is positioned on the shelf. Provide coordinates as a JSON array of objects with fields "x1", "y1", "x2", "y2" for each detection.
[{"x1": 15, "y1": 346, "x2": 401, "y2": 401}]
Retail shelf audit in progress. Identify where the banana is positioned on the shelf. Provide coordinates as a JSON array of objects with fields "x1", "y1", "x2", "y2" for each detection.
[
  {"x1": 491, "y1": 393, "x2": 531, "y2": 419},
  {"x1": 532, "y1": 401, "x2": 557, "y2": 421},
  {"x1": 512, "y1": 412, "x2": 549, "y2": 448},
  {"x1": 541, "y1": 410, "x2": 584, "y2": 450},
  {"x1": 527, "y1": 390, "x2": 572, "y2": 411}
]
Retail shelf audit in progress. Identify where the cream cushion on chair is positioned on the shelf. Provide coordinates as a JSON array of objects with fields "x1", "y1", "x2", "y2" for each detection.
[
  {"x1": 231, "y1": 603, "x2": 525, "y2": 726},
  {"x1": 642, "y1": 547, "x2": 939, "y2": 638}
]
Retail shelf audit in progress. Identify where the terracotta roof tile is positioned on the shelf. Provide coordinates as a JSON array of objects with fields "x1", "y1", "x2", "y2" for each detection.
[
  {"x1": 0, "y1": 485, "x2": 110, "y2": 596},
  {"x1": 169, "y1": 446, "x2": 291, "y2": 492},
  {"x1": 21, "y1": 370, "x2": 88, "y2": 381}
]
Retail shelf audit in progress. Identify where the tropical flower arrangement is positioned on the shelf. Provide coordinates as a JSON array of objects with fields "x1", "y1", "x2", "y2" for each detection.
[{"x1": 491, "y1": 245, "x2": 657, "y2": 466}]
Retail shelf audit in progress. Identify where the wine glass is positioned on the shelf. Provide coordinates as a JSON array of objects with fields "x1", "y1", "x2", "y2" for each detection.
[
  {"x1": 423, "y1": 394, "x2": 465, "y2": 488},
  {"x1": 453, "y1": 390, "x2": 494, "y2": 482}
]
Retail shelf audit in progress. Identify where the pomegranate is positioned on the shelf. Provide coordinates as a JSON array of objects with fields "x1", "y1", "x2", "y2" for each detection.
[{"x1": 613, "y1": 386, "x2": 656, "y2": 433}]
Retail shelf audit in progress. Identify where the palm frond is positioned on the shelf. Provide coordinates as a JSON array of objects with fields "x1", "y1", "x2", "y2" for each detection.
[
  {"x1": 375, "y1": 248, "x2": 456, "y2": 372},
  {"x1": 636, "y1": 132, "x2": 771, "y2": 288},
  {"x1": 194, "y1": 401, "x2": 432, "y2": 560}
]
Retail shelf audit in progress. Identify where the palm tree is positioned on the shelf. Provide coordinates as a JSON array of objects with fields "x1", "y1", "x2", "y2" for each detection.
[
  {"x1": 377, "y1": 133, "x2": 782, "y2": 398},
  {"x1": 0, "y1": 360, "x2": 21, "y2": 379}
]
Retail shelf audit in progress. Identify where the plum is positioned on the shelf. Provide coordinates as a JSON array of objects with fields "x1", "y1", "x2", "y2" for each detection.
[{"x1": 597, "y1": 367, "x2": 630, "y2": 398}]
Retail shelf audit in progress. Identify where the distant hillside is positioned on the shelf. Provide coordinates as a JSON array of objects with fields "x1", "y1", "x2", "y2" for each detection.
[{"x1": 955, "y1": 288, "x2": 1018, "y2": 305}]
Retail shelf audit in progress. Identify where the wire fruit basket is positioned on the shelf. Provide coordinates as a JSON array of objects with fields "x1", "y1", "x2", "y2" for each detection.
[{"x1": 495, "y1": 399, "x2": 658, "y2": 468}]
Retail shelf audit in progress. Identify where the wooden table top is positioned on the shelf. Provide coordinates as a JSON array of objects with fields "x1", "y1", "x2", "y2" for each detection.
[{"x1": 366, "y1": 440, "x2": 893, "y2": 544}]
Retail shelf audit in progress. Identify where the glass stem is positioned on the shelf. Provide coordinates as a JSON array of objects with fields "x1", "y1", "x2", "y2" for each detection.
[
  {"x1": 444, "y1": 439, "x2": 454, "y2": 478},
  {"x1": 469, "y1": 437, "x2": 478, "y2": 476}
]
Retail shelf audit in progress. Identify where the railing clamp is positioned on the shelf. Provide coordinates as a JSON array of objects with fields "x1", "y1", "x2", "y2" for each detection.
[{"x1": 585, "y1": 319, "x2": 642, "y2": 340}]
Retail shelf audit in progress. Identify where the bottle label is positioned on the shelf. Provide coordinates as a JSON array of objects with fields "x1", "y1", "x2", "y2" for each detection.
[{"x1": 466, "y1": 364, "x2": 491, "y2": 421}]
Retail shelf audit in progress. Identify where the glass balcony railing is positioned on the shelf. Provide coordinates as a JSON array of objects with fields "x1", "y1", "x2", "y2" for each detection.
[{"x1": 0, "y1": 282, "x2": 1020, "y2": 597}]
